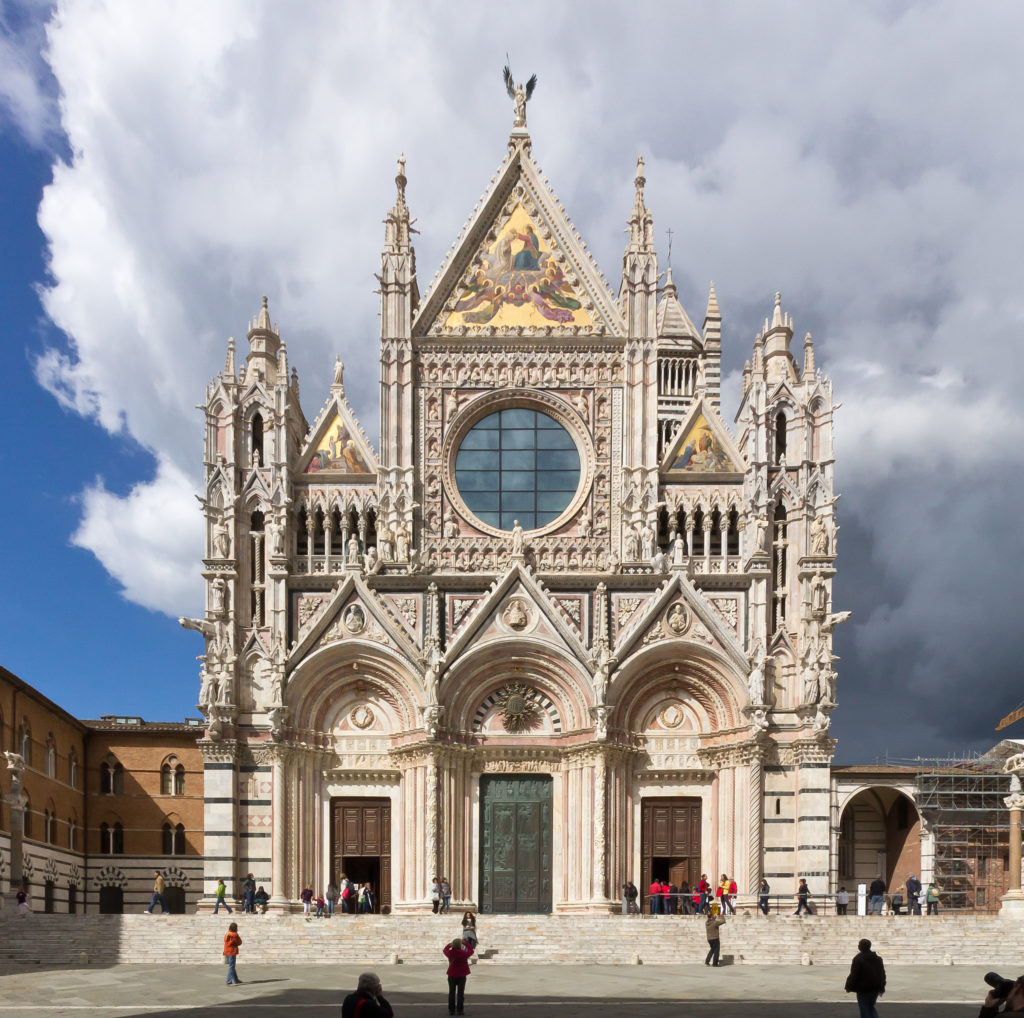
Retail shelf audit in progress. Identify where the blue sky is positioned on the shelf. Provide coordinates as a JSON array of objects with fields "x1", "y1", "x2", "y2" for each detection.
[{"x1": 2, "y1": 1, "x2": 1023, "y2": 758}]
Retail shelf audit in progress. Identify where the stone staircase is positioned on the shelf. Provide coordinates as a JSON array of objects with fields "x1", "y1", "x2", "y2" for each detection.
[{"x1": 2, "y1": 913, "x2": 1022, "y2": 968}]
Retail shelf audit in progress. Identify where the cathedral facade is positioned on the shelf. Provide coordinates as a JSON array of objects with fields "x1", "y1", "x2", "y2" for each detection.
[{"x1": 187, "y1": 110, "x2": 842, "y2": 913}]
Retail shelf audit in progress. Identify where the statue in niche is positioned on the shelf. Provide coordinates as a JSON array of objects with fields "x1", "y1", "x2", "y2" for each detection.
[
  {"x1": 510, "y1": 520, "x2": 526, "y2": 559},
  {"x1": 395, "y1": 523, "x2": 409, "y2": 561},
  {"x1": 363, "y1": 546, "x2": 381, "y2": 575},
  {"x1": 424, "y1": 641, "x2": 443, "y2": 704},
  {"x1": 640, "y1": 522, "x2": 656, "y2": 561},
  {"x1": 624, "y1": 524, "x2": 641, "y2": 561},
  {"x1": 578, "y1": 506, "x2": 591, "y2": 536},
  {"x1": 347, "y1": 535, "x2": 360, "y2": 561},
  {"x1": 212, "y1": 514, "x2": 231, "y2": 559},
  {"x1": 812, "y1": 703, "x2": 831, "y2": 735},
  {"x1": 503, "y1": 598, "x2": 529, "y2": 631},
  {"x1": 593, "y1": 642, "x2": 612, "y2": 703},
  {"x1": 592, "y1": 705, "x2": 611, "y2": 740},
  {"x1": 424, "y1": 704, "x2": 443, "y2": 740},
  {"x1": 753, "y1": 516, "x2": 769, "y2": 554},
  {"x1": 673, "y1": 533, "x2": 686, "y2": 565},
  {"x1": 811, "y1": 573, "x2": 828, "y2": 616},
  {"x1": 210, "y1": 577, "x2": 227, "y2": 617},
  {"x1": 445, "y1": 391, "x2": 459, "y2": 418},
  {"x1": 199, "y1": 667, "x2": 220, "y2": 706},
  {"x1": 750, "y1": 707, "x2": 770, "y2": 732},
  {"x1": 810, "y1": 513, "x2": 830, "y2": 556},
  {"x1": 747, "y1": 640, "x2": 768, "y2": 703},
  {"x1": 444, "y1": 512, "x2": 460, "y2": 539},
  {"x1": 265, "y1": 515, "x2": 285, "y2": 558},
  {"x1": 377, "y1": 526, "x2": 394, "y2": 562}
]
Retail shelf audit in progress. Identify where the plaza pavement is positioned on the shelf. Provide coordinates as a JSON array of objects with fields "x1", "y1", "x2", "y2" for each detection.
[{"x1": 0, "y1": 962, "x2": 1008, "y2": 1017}]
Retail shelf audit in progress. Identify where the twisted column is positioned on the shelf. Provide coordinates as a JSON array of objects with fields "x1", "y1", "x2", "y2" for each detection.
[
  {"x1": 748, "y1": 749, "x2": 764, "y2": 893},
  {"x1": 593, "y1": 756, "x2": 607, "y2": 901}
]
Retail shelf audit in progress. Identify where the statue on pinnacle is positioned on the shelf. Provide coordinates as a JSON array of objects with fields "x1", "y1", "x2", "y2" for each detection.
[{"x1": 503, "y1": 62, "x2": 537, "y2": 129}]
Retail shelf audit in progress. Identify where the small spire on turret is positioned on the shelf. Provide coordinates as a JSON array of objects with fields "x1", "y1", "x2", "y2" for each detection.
[
  {"x1": 278, "y1": 340, "x2": 288, "y2": 379},
  {"x1": 742, "y1": 358, "x2": 752, "y2": 394},
  {"x1": 384, "y1": 153, "x2": 413, "y2": 253},
  {"x1": 626, "y1": 154, "x2": 654, "y2": 252},
  {"x1": 802, "y1": 332, "x2": 816, "y2": 381},
  {"x1": 705, "y1": 281, "x2": 720, "y2": 319},
  {"x1": 291, "y1": 365, "x2": 299, "y2": 399},
  {"x1": 225, "y1": 336, "x2": 235, "y2": 378},
  {"x1": 752, "y1": 332, "x2": 765, "y2": 378}
]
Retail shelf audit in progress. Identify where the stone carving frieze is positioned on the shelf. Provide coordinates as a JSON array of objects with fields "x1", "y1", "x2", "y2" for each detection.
[{"x1": 708, "y1": 596, "x2": 740, "y2": 633}]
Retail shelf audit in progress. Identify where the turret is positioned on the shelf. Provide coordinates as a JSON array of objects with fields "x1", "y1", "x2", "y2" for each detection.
[
  {"x1": 762, "y1": 292, "x2": 798, "y2": 385},
  {"x1": 244, "y1": 296, "x2": 282, "y2": 386},
  {"x1": 619, "y1": 156, "x2": 658, "y2": 339}
]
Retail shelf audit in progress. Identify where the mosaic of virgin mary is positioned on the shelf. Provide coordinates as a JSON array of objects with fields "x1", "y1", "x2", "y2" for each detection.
[{"x1": 444, "y1": 204, "x2": 589, "y2": 329}]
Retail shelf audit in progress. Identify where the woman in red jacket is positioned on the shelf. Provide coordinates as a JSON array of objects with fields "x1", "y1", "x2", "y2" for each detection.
[{"x1": 442, "y1": 936, "x2": 475, "y2": 1016}]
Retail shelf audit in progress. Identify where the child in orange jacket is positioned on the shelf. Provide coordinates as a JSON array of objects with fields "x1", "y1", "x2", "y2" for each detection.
[{"x1": 223, "y1": 922, "x2": 242, "y2": 985}]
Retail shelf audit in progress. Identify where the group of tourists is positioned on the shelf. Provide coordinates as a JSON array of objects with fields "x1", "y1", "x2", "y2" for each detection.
[
  {"x1": 638, "y1": 873, "x2": 739, "y2": 915},
  {"x1": 868, "y1": 873, "x2": 940, "y2": 916},
  {"x1": 430, "y1": 876, "x2": 453, "y2": 914},
  {"x1": 302, "y1": 875, "x2": 375, "y2": 916}
]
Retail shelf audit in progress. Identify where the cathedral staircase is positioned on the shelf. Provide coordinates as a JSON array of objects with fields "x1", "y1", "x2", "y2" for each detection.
[{"x1": 2, "y1": 913, "x2": 1023, "y2": 968}]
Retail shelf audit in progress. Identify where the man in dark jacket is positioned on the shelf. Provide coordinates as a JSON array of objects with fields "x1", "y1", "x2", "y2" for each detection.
[
  {"x1": 905, "y1": 874, "x2": 922, "y2": 915},
  {"x1": 845, "y1": 938, "x2": 886, "y2": 1018},
  {"x1": 978, "y1": 974, "x2": 1024, "y2": 1015},
  {"x1": 341, "y1": 972, "x2": 394, "y2": 1018},
  {"x1": 869, "y1": 876, "x2": 886, "y2": 916},
  {"x1": 241, "y1": 873, "x2": 256, "y2": 914}
]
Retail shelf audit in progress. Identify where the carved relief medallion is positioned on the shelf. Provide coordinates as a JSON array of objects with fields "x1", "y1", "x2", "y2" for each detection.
[
  {"x1": 665, "y1": 602, "x2": 691, "y2": 636},
  {"x1": 350, "y1": 705, "x2": 375, "y2": 730},
  {"x1": 344, "y1": 604, "x2": 366, "y2": 634},
  {"x1": 660, "y1": 703, "x2": 686, "y2": 729},
  {"x1": 502, "y1": 597, "x2": 531, "y2": 632},
  {"x1": 496, "y1": 683, "x2": 540, "y2": 733}
]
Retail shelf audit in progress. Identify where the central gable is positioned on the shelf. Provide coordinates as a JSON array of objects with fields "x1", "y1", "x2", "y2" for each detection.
[{"x1": 414, "y1": 140, "x2": 624, "y2": 338}]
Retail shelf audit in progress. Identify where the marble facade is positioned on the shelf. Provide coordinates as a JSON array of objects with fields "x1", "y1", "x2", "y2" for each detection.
[{"x1": 187, "y1": 105, "x2": 842, "y2": 913}]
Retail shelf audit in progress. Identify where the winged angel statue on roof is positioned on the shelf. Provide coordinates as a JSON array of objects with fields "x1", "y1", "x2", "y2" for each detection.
[{"x1": 503, "y1": 62, "x2": 537, "y2": 129}]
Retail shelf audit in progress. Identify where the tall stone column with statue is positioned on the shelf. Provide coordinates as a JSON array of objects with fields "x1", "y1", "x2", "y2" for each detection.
[{"x1": 1002, "y1": 751, "x2": 1024, "y2": 915}]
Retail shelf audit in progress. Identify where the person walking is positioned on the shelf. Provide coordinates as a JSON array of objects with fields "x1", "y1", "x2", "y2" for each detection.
[
  {"x1": 758, "y1": 878, "x2": 771, "y2": 916},
  {"x1": 626, "y1": 880, "x2": 639, "y2": 914},
  {"x1": 300, "y1": 883, "x2": 313, "y2": 916},
  {"x1": 698, "y1": 874, "x2": 710, "y2": 915},
  {"x1": 223, "y1": 922, "x2": 242, "y2": 985},
  {"x1": 844, "y1": 937, "x2": 886, "y2": 1018},
  {"x1": 15, "y1": 886, "x2": 30, "y2": 913},
  {"x1": 340, "y1": 873, "x2": 352, "y2": 914},
  {"x1": 431, "y1": 877, "x2": 441, "y2": 914},
  {"x1": 342, "y1": 972, "x2": 394, "y2": 1018},
  {"x1": 360, "y1": 882, "x2": 374, "y2": 914},
  {"x1": 793, "y1": 878, "x2": 812, "y2": 916},
  {"x1": 440, "y1": 876, "x2": 452, "y2": 914},
  {"x1": 869, "y1": 876, "x2": 886, "y2": 916},
  {"x1": 704, "y1": 905, "x2": 726, "y2": 966},
  {"x1": 925, "y1": 882, "x2": 939, "y2": 916},
  {"x1": 144, "y1": 870, "x2": 167, "y2": 914},
  {"x1": 443, "y1": 936, "x2": 475, "y2": 1015},
  {"x1": 905, "y1": 874, "x2": 922, "y2": 916},
  {"x1": 326, "y1": 879, "x2": 339, "y2": 917},
  {"x1": 213, "y1": 877, "x2": 233, "y2": 914},
  {"x1": 241, "y1": 872, "x2": 256, "y2": 914}
]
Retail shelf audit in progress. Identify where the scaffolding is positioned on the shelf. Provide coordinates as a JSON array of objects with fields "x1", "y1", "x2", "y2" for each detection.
[{"x1": 908, "y1": 754, "x2": 1013, "y2": 912}]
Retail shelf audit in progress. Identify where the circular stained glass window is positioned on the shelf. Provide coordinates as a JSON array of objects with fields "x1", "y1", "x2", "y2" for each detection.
[{"x1": 455, "y1": 408, "x2": 581, "y2": 531}]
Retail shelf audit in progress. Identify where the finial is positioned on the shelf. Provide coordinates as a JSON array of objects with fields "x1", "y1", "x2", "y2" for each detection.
[
  {"x1": 770, "y1": 291, "x2": 784, "y2": 330},
  {"x1": 666, "y1": 227, "x2": 674, "y2": 266},
  {"x1": 395, "y1": 153, "x2": 407, "y2": 204},
  {"x1": 503, "y1": 60, "x2": 537, "y2": 130},
  {"x1": 706, "y1": 281, "x2": 720, "y2": 317}
]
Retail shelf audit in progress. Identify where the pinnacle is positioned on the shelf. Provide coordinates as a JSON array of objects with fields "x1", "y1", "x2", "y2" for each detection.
[{"x1": 706, "y1": 281, "x2": 720, "y2": 318}]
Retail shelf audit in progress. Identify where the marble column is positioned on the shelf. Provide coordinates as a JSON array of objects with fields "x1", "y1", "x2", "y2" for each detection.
[
  {"x1": 591, "y1": 755, "x2": 608, "y2": 905},
  {"x1": 747, "y1": 748, "x2": 764, "y2": 893},
  {"x1": 269, "y1": 747, "x2": 289, "y2": 908},
  {"x1": 1001, "y1": 771, "x2": 1024, "y2": 915},
  {"x1": 2, "y1": 752, "x2": 26, "y2": 896}
]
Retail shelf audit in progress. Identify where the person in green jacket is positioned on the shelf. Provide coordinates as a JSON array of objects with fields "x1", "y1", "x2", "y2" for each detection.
[
  {"x1": 925, "y1": 882, "x2": 939, "y2": 915},
  {"x1": 214, "y1": 877, "x2": 233, "y2": 914}
]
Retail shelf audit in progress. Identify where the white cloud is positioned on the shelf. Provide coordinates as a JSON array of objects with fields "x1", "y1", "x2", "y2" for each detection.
[
  {"x1": 0, "y1": 0, "x2": 59, "y2": 147},
  {"x1": 71, "y1": 456, "x2": 203, "y2": 617},
  {"x1": 19, "y1": 0, "x2": 1024, "y2": 754}
]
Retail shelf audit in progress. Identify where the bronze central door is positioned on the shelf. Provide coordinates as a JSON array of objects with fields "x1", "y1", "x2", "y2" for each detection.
[{"x1": 479, "y1": 775, "x2": 552, "y2": 913}]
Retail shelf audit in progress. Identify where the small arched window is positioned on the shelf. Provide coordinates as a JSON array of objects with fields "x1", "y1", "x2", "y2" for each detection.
[
  {"x1": 105, "y1": 821, "x2": 124, "y2": 854},
  {"x1": 251, "y1": 411, "x2": 264, "y2": 466},
  {"x1": 175, "y1": 823, "x2": 185, "y2": 855},
  {"x1": 45, "y1": 736, "x2": 57, "y2": 778},
  {"x1": 162, "y1": 822, "x2": 173, "y2": 855},
  {"x1": 174, "y1": 764, "x2": 186, "y2": 796},
  {"x1": 69, "y1": 750, "x2": 79, "y2": 789},
  {"x1": 774, "y1": 410, "x2": 787, "y2": 465},
  {"x1": 161, "y1": 764, "x2": 173, "y2": 795},
  {"x1": 44, "y1": 809, "x2": 55, "y2": 844},
  {"x1": 69, "y1": 816, "x2": 77, "y2": 851},
  {"x1": 23, "y1": 797, "x2": 32, "y2": 839}
]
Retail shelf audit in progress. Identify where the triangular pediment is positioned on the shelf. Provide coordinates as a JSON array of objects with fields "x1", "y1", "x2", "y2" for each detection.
[
  {"x1": 297, "y1": 389, "x2": 377, "y2": 478},
  {"x1": 288, "y1": 575, "x2": 419, "y2": 668},
  {"x1": 612, "y1": 573, "x2": 747, "y2": 672},
  {"x1": 441, "y1": 564, "x2": 591, "y2": 669},
  {"x1": 661, "y1": 398, "x2": 746, "y2": 477},
  {"x1": 414, "y1": 141, "x2": 625, "y2": 338}
]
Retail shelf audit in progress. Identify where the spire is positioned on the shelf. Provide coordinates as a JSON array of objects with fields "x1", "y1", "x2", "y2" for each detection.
[
  {"x1": 802, "y1": 332, "x2": 816, "y2": 382},
  {"x1": 761, "y1": 291, "x2": 796, "y2": 384},
  {"x1": 224, "y1": 336, "x2": 235, "y2": 379},
  {"x1": 627, "y1": 155, "x2": 654, "y2": 252},
  {"x1": 384, "y1": 154, "x2": 412, "y2": 254},
  {"x1": 705, "y1": 281, "x2": 720, "y2": 320},
  {"x1": 245, "y1": 294, "x2": 282, "y2": 384},
  {"x1": 656, "y1": 266, "x2": 700, "y2": 341}
]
